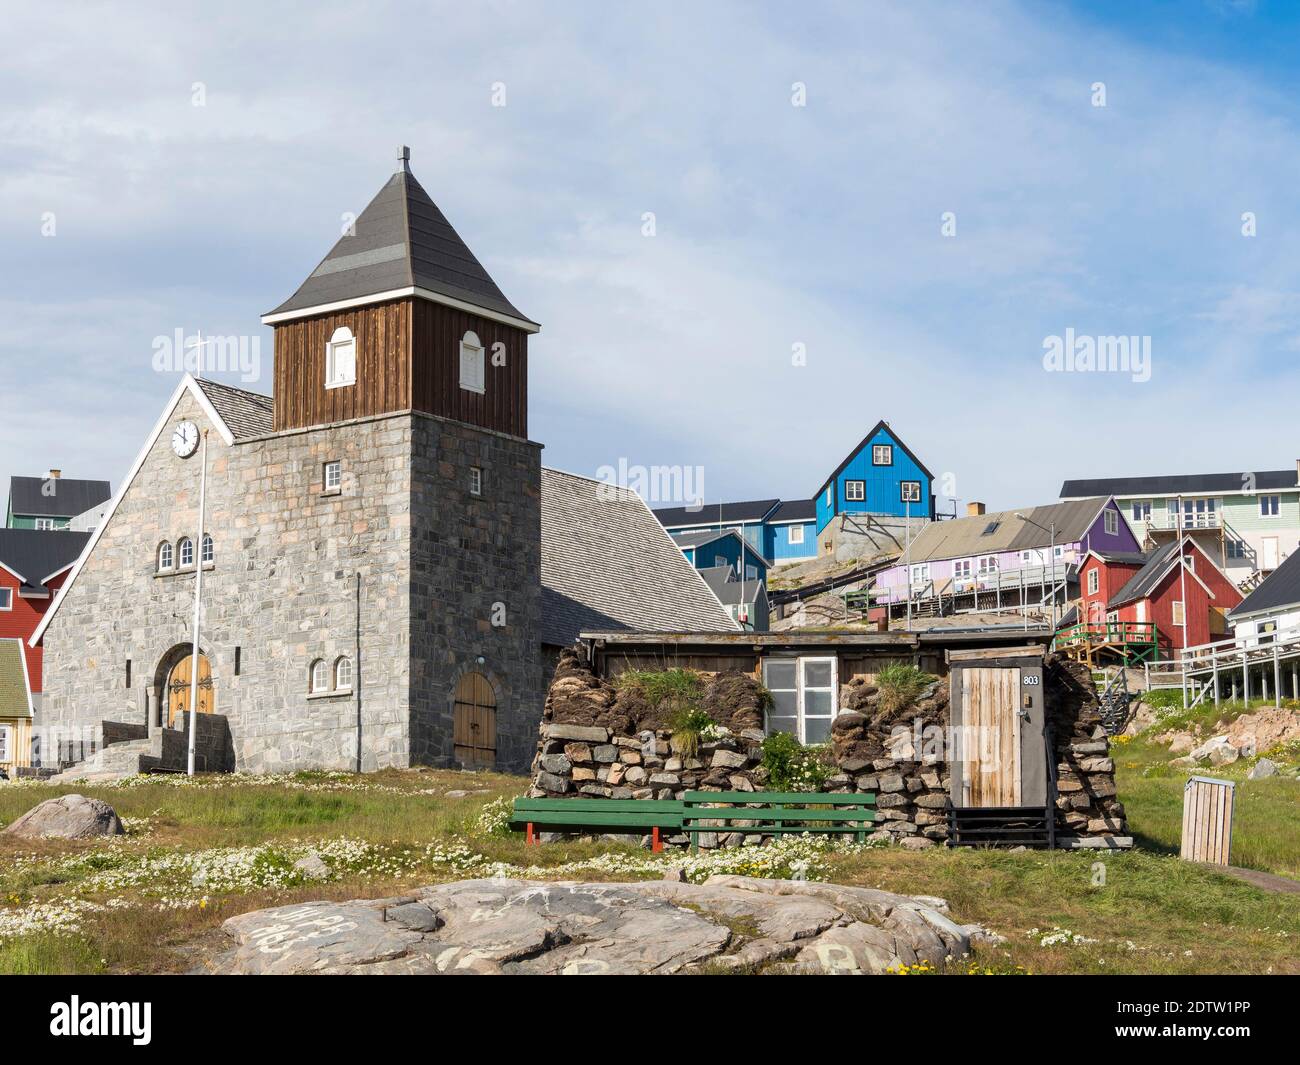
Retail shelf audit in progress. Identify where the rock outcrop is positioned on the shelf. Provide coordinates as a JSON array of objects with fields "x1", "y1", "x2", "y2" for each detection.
[
  {"x1": 2, "y1": 793, "x2": 125, "y2": 840},
  {"x1": 203, "y1": 876, "x2": 975, "y2": 975}
]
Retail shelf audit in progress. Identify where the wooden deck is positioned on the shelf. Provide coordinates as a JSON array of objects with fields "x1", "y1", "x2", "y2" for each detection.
[{"x1": 1053, "y1": 621, "x2": 1159, "y2": 667}]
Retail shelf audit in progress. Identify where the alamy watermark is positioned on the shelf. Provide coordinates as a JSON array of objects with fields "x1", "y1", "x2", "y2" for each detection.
[
  {"x1": 152, "y1": 328, "x2": 261, "y2": 383},
  {"x1": 594, "y1": 458, "x2": 705, "y2": 507},
  {"x1": 1042, "y1": 328, "x2": 1150, "y2": 383}
]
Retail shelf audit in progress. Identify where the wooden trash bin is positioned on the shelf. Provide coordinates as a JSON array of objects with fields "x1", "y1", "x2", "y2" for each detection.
[{"x1": 1179, "y1": 776, "x2": 1235, "y2": 866}]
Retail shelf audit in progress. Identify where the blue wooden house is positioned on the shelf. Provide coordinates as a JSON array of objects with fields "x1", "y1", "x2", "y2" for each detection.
[
  {"x1": 814, "y1": 421, "x2": 934, "y2": 532},
  {"x1": 764, "y1": 499, "x2": 817, "y2": 563},
  {"x1": 673, "y1": 529, "x2": 769, "y2": 582}
]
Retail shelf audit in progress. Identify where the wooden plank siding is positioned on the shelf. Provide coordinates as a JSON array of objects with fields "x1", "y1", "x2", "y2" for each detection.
[{"x1": 273, "y1": 297, "x2": 530, "y2": 438}]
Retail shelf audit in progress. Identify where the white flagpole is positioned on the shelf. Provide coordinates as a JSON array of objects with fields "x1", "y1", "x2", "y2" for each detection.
[{"x1": 188, "y1": 426, "x2": 209, "y2": 776}]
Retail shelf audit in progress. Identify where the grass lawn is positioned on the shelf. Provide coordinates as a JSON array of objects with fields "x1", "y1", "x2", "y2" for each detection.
[{"x1": 0, "y1": 722, "x2": 1296, "y2": 975}]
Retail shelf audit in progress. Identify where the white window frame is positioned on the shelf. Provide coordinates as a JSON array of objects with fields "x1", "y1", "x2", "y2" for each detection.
[
  {"x1": 844, "y1": 480, "x2": 865, "y2": 502},
  {"x1": 824, "y1": 487, "x2": 832, "y2": 506},
  {"x1": 871, "y1": 444, "x2": 893, "y2": 466},
  {"x1": 324, "y1": 461, "x2": 342, "y2": 492},
  {"x1": 201, "y1": 533, "x2": 214, "y2": 565},
  {"x1": 178, "y1": 537, "x2": 194, "y2": 569},
  {"x1": 459, "y1": 330, "x2": 485, "y2": 394},
  {"x1": 910, "y1": 562, "x2": 930, "y2": 586},
  {"x1": 1087, "y1": 568, "x2": 1100, "y2": 595},
  {"x1": 1131, "y1": 500, "x2": 1152, "y2": 523},
  {"x1": 0, "y1": 587, "x2": 11, "y2": 611},
  {"x1": 0, "y1": 724, "x2": 10, "y2": 762},
  {"x1": 787, "y1": 524, "x2": 805, "y2": 545},
  {"x1": 1181, "y1": 497, "x2": 1217, "y2": 528},
  {"x1": 1260, "y1": 494, "x2": 1280, "y2": 518},
  {"x1": 469, "y1": 466, "x2": 483, "y2": 497},
  {"x1": 977, "y1": 554, "x2": 998, "y2": 576},
  {"x1": 1104, "y1": 509, "x2": 1118, "y2": 535},
  {"x1": 900, "y1": 480, "x2": 922, "y2": 504},
  {"x1": 310, "y1": 659, "x2": 329, "y2": 694},
  {"x1": 158, "y1": 542, "x2": 174, "y2": 572},
  {"x1": 34, "y1": 518, "x2": 56, "y2": 531},
  {"x1": 953, "y1": 558, "x2": 973, "y2": 580},
  {"x1": 1172, "y1": 600, "x2": 1185, "y2": 627},
  {"x1": 335, "y1": 656, "x2": 353, "y2": 692},
  {"x1": 762, "y1": 656, "x2": 838, "y2": 745},
  {"x1": 325, "y1": 326, "x2": 357, "y2": 390}
]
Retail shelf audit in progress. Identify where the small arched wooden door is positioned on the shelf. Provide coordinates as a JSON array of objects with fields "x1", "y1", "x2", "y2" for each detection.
[
  {"x1": 167, "y1": 653, "x2": 214, "y2": 727},
  {"x1": 453, "y1": 672, "x2": 496, "y2": 767}
]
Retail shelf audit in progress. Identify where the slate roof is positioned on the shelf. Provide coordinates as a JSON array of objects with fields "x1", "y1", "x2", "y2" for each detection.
[
  {"x1": 1061, "y1": 470, "x2": 1298, "y2": 498},
  {"x1": 1230, "y1": 547, "x2": 1300, "y2": 619},
  {"x1": 195, "y1": 379, "x2": 274, "y2": 441},
  {"x1": 698, "y1": 565, "x2": 765, "y2": 607},
  {"x1": 901, "y1": 498, "x2": 1112, "y2": 565},
  {"x1": 1107, "y1": 542, "x2": 1181, "y2": 608},
  {"x1": 540, "y1": 469, "x2": 737, "y2": 647},
  {"x1": 0, "y1": 639, "x2": 31, "y2": 718},
  {"x1": 7, "y1": 476, "x2": 110, "y2": 520},
  {"x1": 653, "y1": 499, "x2": 780, "y2": 528},
  {"x1": 769, "y1": 499, "x2": 816, "y2": 523},
  {"x1": 267, "y1": 161, "x2": 535, "y2": 327},
  {"x1": 0, "y1": 529, "x2": 91, "y2": 591}
]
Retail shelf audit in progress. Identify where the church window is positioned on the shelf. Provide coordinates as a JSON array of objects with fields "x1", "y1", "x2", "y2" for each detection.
[
  {"x1": 178, "y1": 537, "x2": 194, "y2": 569},
  {"x1": 310, "y1": 659, "x2": 329, "y2": 693},
  {"x1": 158, "y1": 542, "x2": 174, "y2": 572},
  {"x1": 459, "y1": 331, "x2": 485, "y2": 393},
  {"x1": 326, "y1": 326, "x2": 357, "y2": 389}
]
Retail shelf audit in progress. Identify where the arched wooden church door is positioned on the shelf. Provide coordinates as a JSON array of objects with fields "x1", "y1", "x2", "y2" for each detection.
[
  {"x1": 167, "y1": 653, "x2": 214, "y2": 727},
  {"x1": 453, "y1": 672, "x2": 496, "y2": 767}
]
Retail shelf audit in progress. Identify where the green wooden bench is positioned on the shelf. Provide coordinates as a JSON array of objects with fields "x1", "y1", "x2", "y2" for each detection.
[
  {"x1": 511, "y1": 798, "x2": 684, "y2": 853},
  {"x1": 681, "y1": 791, "x2": 877, "y2": 852}
]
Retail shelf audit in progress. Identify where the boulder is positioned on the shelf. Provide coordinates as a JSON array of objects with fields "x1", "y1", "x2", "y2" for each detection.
[
  {"x1": 2, "y1": 794, "x2": 124, "y2": 840},
  {"x1": 1190, "y1": 735, "x2": 1239, "y2": 766},
  {"x1": 1247, "y1": 758, "x2": 1279, "y2": 780}
]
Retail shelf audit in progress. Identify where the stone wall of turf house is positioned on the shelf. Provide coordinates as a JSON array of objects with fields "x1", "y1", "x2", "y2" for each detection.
[{"x1": 527, "y1": 648, "x2": 1126, "y2": 849}]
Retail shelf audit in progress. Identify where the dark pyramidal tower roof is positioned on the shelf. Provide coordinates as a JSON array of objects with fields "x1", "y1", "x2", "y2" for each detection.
[{"x1": 266, "y1": 147, "x2": 537, "y2": 329}]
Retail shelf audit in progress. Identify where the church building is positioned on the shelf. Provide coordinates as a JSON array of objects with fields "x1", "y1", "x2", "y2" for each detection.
[{"x1": 35, "y1": 151, "x2": 550, "y2": 773}]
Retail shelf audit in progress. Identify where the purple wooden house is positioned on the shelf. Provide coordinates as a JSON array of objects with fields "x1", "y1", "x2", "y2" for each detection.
[{"x1": 873, "y1": 496, "x2": 1137, "y2": 618}]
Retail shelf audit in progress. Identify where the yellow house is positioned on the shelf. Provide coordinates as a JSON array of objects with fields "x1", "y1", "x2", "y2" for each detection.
[{"x1": 0, "y1": 638, "x2": 33, "y2": 776}]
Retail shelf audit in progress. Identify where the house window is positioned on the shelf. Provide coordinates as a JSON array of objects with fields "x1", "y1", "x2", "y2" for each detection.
[
  {"x1": 872, "y1": 445, "x2": 893, "y2": 466},
  {"x1": 714, "y1": 555, "x2": 728, "y2": 569},
  {"x1": 953, "y1": 558, "x2": 973, "y2": 580},
  {"x1": 1131, "y1": 500, "x2": 1152, "y2": 523},
  {"x1": 977, "y1": 555, "x2": 998, "y2": 576},
  {"x1": 1227, "y1": 538, "x2": 1248, "y2": 560},
  {"x1": 34, "y1": 518, "x2": 55, "y2": 531},
  {"x1": 324, "y1": 461, "x2": 342, "y2": 492},
  {"x1": 459, "y1": 330, "x2": 485, "y2": 393},
  {"x1": 1172, "y1": 600, "x2": 1185, "y2": 627},
  {"x1": 762, "y1": 657, "x2": 837, "y2": 745},
  {"x1": 0, "y1": 588, "x2": 11, "y2": 611},
  {"x1": 910, "y1": 563, "x2": 930, "y2": 585},
  {"x1": 158, "y1": 542, "x2": 174, "y2": 572},
  {"x1": 178, "y1": 537, "x2": 194, "y2": 569},
  {"x1": 325, "y1": 326, "x2": 356, "y2": 389},
  {"x1": 1087, "y1": 568, "x2": 1100, "y2": 595},
  {"x1": 0, "y1": 725, "x2": 9, "y2": 763},
  {"x1": 1260, "y1": 495, "x2": 1280, "y2": 517},
  {"x1": 1181, "y1": 497, "x2": 1217, "y2": 528},
  {"x1": 787, "y1": 525, "x2": 805, "y2": 545},
  {"x1": 981, "y1": 521, "x2": 1000, "y2": 537},
  {"x1": 201, "y1": 534, "x2": 214, "y2": 565},
  {"x1": 310, "y1": 659, "x2": 329, "y2": 693},
  {"x1": 744, "y1": 564, "x2": 759, "y2": 581},
  {"x1": 335, "y1": 656, "x2": 353, "y2": 691},
  {"x1": 1104, "y1": 509, "x2": 1118, "y2": 535},
  {"x1": 844, "y1": 480, "x2": 865, "y2": 502},
  {"x1": 901, "y1": 481, "x2": 922, "y2": 504},
  {"x1": 824, "y1": 487, "x2": 832, "y2": 506},
  {"x1": 469, "y1": 466, "x2": 483, "y2": 497}
]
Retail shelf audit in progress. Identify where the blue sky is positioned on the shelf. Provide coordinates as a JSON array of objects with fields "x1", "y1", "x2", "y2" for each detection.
[{"x1": 3, "y1": 0, "x2": 1300, "y2": 515}]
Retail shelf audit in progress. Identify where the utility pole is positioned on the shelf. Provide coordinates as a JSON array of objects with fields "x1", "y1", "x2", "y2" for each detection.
[{"x1": 187, "y1": 427, "x2": 209, "y2": 776}]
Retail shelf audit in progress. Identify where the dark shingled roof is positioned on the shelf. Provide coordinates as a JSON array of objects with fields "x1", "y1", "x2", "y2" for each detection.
[
  {"x1": 1107, "y1": 541, "x2": 1182, "y2": 608},
  {"x1": 653, "y1": 499, "x2": 780, "y2": 528},
  {"x1": 540, "y1": 469, "x2": 737, "y2": 647},
  {"x1": 7, "y1": 476, "x2": 110, "y2": 520},
  {"x1": 1230, "y1": 547, "x2": 1300, "y2": 619},
  {"x1": 0, "y1": 529, "x2": 91, "y2": 592},
  {"x1": 195, "y1": 379, "x2": 274, "y2": 441},
  {"x1": 268, "y1": 162, "x2": 535, "y2": 327},
  {"x1": 697, "y1": 565, "x2": 765, "y2": 607},
  {"x1": 1061, "y1": 470, "x2": 1298, "y2": 498},
  {"x1": 769, "y1": 499, "x2": 816, "y2": 523}
]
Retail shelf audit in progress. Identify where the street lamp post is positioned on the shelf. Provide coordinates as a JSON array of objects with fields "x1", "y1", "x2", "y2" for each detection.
[{"x1": 1015, "y1": 513, "x2": 1057, "y2": 629}]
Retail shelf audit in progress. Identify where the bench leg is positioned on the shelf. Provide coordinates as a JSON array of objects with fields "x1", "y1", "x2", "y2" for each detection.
[
  {"x1": 652, "y1": 826, "x2": 662, "y2": 854},
  {"x1": 526, "y1": 822, "x2": 535, "y2": 846}
]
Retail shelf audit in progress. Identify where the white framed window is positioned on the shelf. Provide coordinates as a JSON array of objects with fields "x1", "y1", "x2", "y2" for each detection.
[
  {"x1": 787, "y1": 524, "x2": 805, "y2": 545},
  {"x1": 871, "y1": 444, "x2": 893, "y2": 465},
  {"x1": 910, "y1": 562, "x2": 930, "y2": 585},
  {"x1": 714, "y1": 554, "x2": 728, "y2": 569},
  {"x1": 325, "y1": 326, "x2": 357, "y2": 389},
  {"x1": 901, "y1": 481, "x2": 922, "y2": 504},
  {"x1": 34, "y1": 518, "x2": 55, "y2": 531},
  {"x1": 469, "y1": 466, "x2": 483, "y2": 497},
  {"x1": 1053, "y1": 545, "x2": 1064, "y2": 558},
  {"x1": 977, "y1": 555, "x2": 998, "y2": 576},
  {"x1": 201, "y1": 534, "x2": 214, "y2": 565},
  {"x1": 310, "y1": 659, "x2": 329, "y2": 693},
  {"x1": 824, "y1": 487, "x2": 832, "y2": 506},
  {"x1": 1172, "y1": 600, "x2": 1185, "y2": 627},
  {"x1": 335, "y1": 656, "x2": 353, "y2": 691},
  {"x1": 744, "y1": 564, "x2": 759, "y2": 581},
  {"x1": 0, "y1": 588, "x2": 11, "y2": 611},
  {"x1": 1131, "y1": 500, "x2": 1151, "y2": 522},
  {"x1": 844, "y1": 480, "x2": 865, "y2": 502},
  {"x1": 0, "y1": 724, "x2": 10, "y2": 762},
  {"x1": 1260, "y1": 495, "x2": 1280, "y2": 517},
  {"x1": 953, "y1": 558, "x2": 973, "y2": 580},
  {"x1": 324, "y1": 461, "x2": 342, "y2": 491},
  {"x1": 1181, "y1": 497, "x2": 1217, "y2": 528},
  {"x1": 762, "y1": 656, "x2": 838, "y2": 745},
  {"x1": 1087, "y1": 568, "x2": 1100, "y2": 595},
  {"x1": 459, "y1": 330, "x2": 485, "y2": 393},
  {"x1": 1104, "y1": 509, "x2": 1118, "y2": 535},
  {"x1": 158, "y1": 542, "x2": 174, "y2": 572},
  {"x1": 178, "y1": 537, "x2": 194, "y2": 569}
]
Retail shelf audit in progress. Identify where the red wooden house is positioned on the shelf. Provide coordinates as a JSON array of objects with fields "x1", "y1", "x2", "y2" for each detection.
[{"x1": 1074, "y1": 536, "x2": 1241, "y2": 658}]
